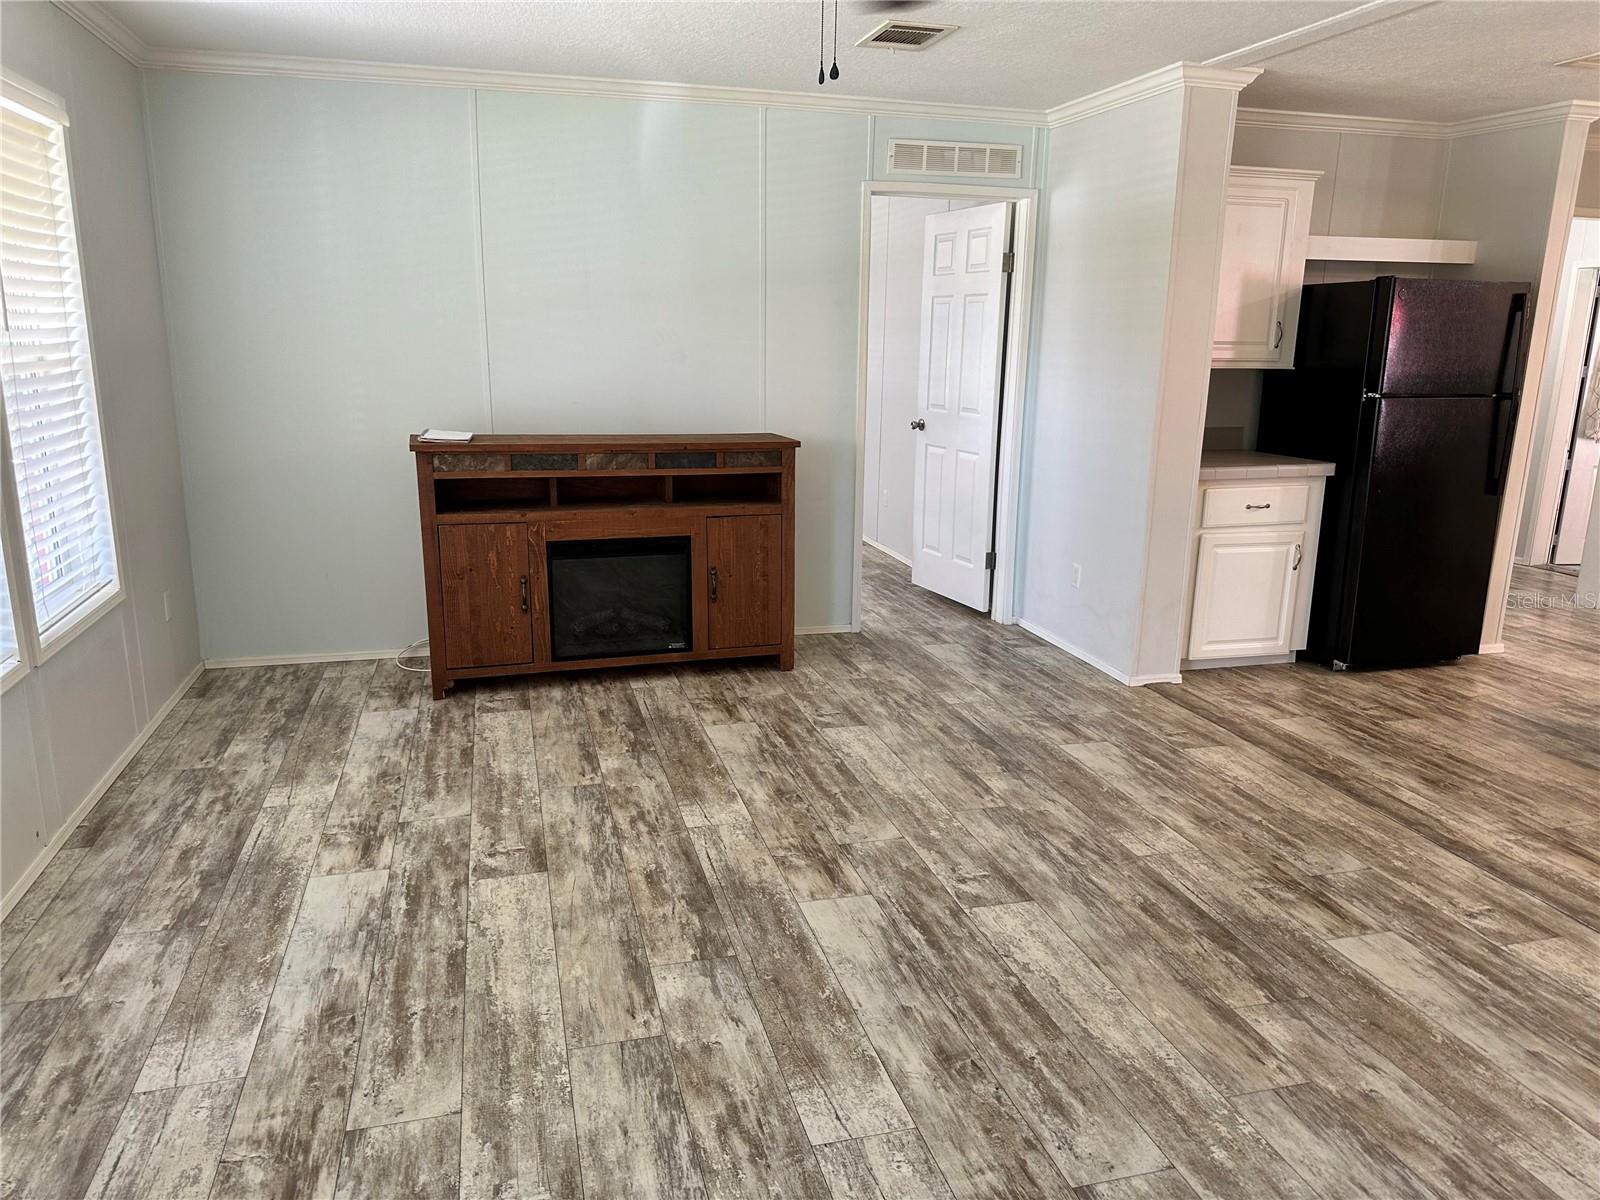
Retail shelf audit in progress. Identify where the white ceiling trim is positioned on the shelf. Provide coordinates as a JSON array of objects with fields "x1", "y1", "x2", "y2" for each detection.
[
  {"x1": 54, "y1": 0, "x2": 144, "y2": 63},
  {"x1": 1239, "y1": 100, "x2": 1600, "y2": 141},
  {"x1": 1044, "y1": 64, "x2": 1262, "y2": 129},
  {"x1": 1447, "y1": 99, "x2": 1600, "y2": 139},
  {"x1": 1204, "y1": 0, "x2": 1434, "y2": 69},
  {"x1": 1235, "y1": 107, "x2": 1452, "y2": 138},
  {"x1": 138, "y1": 45, "x2": 1053, "y2": 124}
]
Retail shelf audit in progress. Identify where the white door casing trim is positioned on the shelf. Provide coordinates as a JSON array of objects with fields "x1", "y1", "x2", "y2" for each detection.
[{"x1": 853, "y1": 181, "x2": 1040, "y2": 632}]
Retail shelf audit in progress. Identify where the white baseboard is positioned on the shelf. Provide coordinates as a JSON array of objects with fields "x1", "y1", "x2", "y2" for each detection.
[
  {"x1": 1, "y1": 659, "x2": 205, "y2": 919},
  {"x1": 1182, "y1": 652, "x2": 1295, "y2": 671},
  {"x1": 1129, "y1": 671, "x2": 1186, "y2": 686},
  {"x1": 1016, "y1": 618, "x2": 1176, "y2": 686},
  {"x1": 204, "y1": 648, "x2": 401, "y2": 668},
  {"x1": 862, "y1": 537, "x2": 912, "y2": 568},
  {"x1": 1478, "y1": 642, "x2": 1507, "y2": 655},
  {"x1": 796, "y1": 625, "x2": 858, "y2": 635}
]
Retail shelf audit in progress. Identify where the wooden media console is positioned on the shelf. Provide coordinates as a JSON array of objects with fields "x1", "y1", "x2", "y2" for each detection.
[{"x1": 411, "y1": 433, "x2": 799, "y2": 699}]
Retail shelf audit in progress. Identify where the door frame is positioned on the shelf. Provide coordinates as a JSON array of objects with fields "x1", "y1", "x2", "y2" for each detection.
[
  {"x1": 852, "y1": 181, "x2": 1040, "y2": 629},
  {"x1": 1525, "y1": 259, "x2": 1600, "y2": 565}
]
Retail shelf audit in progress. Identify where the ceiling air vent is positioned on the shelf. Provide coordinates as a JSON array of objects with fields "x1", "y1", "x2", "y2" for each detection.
[
  {"x1": 856, "y1": 21, "x2": 958, "y2": 51},
  {"x1": 887, "y1": 139, "x2": 1023, "y2": 180}
]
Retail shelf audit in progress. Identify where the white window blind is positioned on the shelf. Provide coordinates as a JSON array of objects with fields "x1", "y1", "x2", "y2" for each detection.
[{"x1": 0, "y1": 88, "x2": 119, "y2": 641}]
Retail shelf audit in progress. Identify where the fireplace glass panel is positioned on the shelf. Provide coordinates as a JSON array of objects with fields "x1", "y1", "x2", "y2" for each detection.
[{"x1": 548, "y1": 537, "x2": 692, "y2": 661}]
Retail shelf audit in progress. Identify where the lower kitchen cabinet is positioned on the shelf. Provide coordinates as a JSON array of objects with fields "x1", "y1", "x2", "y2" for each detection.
[
  {"x1": 1188, "y1": 528, "x2": 1303, "y2": 659},
  {"x1": 1183, "y1": 460, "x2": 1333, "y2": 670}
]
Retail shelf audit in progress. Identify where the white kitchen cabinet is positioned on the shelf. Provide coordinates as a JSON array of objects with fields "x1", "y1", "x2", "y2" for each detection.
[
  {"x1": 1212, "y1": 167, "x2": 1319, "y2": 369},
  {"x1": 1188, "y1": 528, "x2": 1303, "y2": 659},
  {"x1": 1183, "y1": 455, "x2": 1333, "y2": 671}
]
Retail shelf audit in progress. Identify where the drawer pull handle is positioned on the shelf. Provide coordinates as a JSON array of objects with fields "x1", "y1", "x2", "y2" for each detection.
[
  {"x1": 1293, "y1": 543, "x2": 1303, "y2": 570},
  {"x1": 709, "y1": 566, "x2": 719, "y2": 602},
  {"x1": 1245, "y1": 502, "x2": 1272, "y2": 510},
  {"x1": 519, "y1": 574, "x2": 529, "y2": 613}
]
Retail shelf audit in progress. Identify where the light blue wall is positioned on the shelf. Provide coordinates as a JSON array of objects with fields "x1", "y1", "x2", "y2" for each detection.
[
  {"x1": 143, "y1": 72, "x2": 487, "y2": 661},
  {"x1": 143, "y1": 71, "x2": 1036, "y2": 657},
  {"x1": 765, "y1": 107, "x2": 871, "y2": 629},
  {"x1": 478, "y1": 92, "x2": 762, "y2": 431}
]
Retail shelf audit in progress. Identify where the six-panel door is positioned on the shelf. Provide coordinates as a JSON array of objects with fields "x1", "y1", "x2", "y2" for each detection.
[
  {"x1": 438, "y1": 522, "x2": 533, "y2": 668},
  {"x1": 707, "y1": 515, "x2": 782, "y2": 649}
]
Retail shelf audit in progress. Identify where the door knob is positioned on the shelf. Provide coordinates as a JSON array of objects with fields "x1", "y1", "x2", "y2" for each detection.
[{"x1": 910, "y1": 419, "x2": 926, "y2": 431}]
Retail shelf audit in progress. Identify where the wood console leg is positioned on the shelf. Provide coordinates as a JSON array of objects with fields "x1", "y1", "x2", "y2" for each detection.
[{"x1": 779, "y1": 647, "x2": 794, "y2": 671}]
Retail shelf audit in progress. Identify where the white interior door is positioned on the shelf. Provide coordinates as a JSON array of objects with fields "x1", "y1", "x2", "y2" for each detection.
[
  {"x1": 910, "y1": 201, "x2": 1010, "y2": 610},
  {"x1": 1553, "y1": 436, "x2": 1598, "y2": 565}
]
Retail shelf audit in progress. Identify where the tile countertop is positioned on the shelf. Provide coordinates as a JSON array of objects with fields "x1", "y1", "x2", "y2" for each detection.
[{"x1": 1197, "y1": 450, "x2": 1336, "y2": 481}]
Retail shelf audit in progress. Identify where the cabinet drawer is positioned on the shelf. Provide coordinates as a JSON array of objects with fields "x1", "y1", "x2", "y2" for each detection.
[{"x1": 1200, "y1": 483, "x2": 1308, "y2": 529}]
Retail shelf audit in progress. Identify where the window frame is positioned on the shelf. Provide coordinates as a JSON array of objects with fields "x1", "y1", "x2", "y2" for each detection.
[{"x1": 0, "y1": 70, "x2": 125, "y2": 671}]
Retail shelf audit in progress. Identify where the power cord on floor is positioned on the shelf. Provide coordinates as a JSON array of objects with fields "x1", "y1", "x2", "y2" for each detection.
[{"x1": 395, "y1": 636, "x2": 431, "y2": 673}]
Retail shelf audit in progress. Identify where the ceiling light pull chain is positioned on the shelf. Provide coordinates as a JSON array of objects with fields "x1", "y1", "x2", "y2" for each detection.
[
  {"x1": 830, "y1": 0, "x2": 840, "y2": 81},
  {"x1": 819, "y1": 0, "x2": 826, "y2": 85}
]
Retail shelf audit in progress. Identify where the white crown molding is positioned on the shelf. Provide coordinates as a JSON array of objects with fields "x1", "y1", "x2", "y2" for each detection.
[
  {"x1": 1045, "y1": 63, "x2": 1262, "y2": 129},
  {"x1": 1447, "y1": 99, "x2": 1600, "y2": 139},
  {"x1": 140, "y1": 45, "x2": 1048, "y2": 125},
  {"x1": 1204, "y1": 0, "x2": 1435, "y2": 69},
  {"x1": 52, "y1": 0, "x2": 145, "y2": 64},
  {"x1": 1240, "y1": 99, "x2": 1600, "y2": 141},
  {"x1": 1235, "y1": 106, "x2": 1453, "y2": 138}
]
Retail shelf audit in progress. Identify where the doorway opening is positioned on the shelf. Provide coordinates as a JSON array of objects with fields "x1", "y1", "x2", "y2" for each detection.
[
  {"x1": 1547, "y1": 268, "x2": 1599, "y2": 572},
  {"x1": 853, "y1": 182, "x2": 1037, "y2": 631},
  {"x1": 1523, "y1": 216, "x2": 1600, "y2": 573}
]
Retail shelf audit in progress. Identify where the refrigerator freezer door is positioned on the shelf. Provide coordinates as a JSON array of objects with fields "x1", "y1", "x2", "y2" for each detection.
[
  {"x1": 1376, "y1": 278, "x2": 1529, "y2": 396},
  {"x1": 1339, "y1": 394, "x2": 1505, "y2": 666}
]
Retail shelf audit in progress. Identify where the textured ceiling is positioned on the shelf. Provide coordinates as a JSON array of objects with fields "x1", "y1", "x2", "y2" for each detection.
[
  {"x1": 1243, "y1": 1, "x2": 1600, "y2": 121},
  {"x1": 105, "y1": 0, "x2": 1352, "y2": 110},
  {"x1": 98, "y1": 0, "x2": 1600, "y2": 121}
]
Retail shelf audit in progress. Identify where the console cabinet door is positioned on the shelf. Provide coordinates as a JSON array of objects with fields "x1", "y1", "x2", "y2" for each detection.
[
  {"x1": 707, "y1": 515, "x2": 782, "y2": 649},
  {"x1": 1188, "y1": 528, "x2": 1301, "y2": 660},
  {"x1": 438, "y1": 522, "x2": 533, "y2": 668}
]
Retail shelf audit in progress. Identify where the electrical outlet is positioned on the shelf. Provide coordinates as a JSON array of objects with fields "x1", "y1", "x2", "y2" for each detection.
[
  {"x1": 1071, "y1": 563, "x2": 1082, "y2": 589},
  {"x1": 163, "y1": 591, "x2": 171, "y2": 622}
]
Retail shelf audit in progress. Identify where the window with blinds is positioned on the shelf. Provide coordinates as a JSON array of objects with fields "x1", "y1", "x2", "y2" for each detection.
[{"x1": 0, "y1": 83, "x2": 119, "y2": 644}]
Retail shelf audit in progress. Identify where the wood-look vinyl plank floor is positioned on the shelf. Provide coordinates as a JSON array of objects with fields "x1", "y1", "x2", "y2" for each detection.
[{"x1": 1, "y1": 552, "x2": 1595, "y2": 1198}]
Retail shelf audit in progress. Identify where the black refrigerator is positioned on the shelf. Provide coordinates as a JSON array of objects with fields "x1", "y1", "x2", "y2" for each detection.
[{"x1": 1258, "y1": 276, "x2": 1529, "y2": 670}]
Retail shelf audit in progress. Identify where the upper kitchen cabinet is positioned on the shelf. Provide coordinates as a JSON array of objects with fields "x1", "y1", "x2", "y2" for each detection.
[{"x1": 1212, "y1": 167, "x2": 1320, "y2": 369}]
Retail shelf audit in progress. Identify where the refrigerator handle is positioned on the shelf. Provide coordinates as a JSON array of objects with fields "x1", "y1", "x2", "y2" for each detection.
[
  {"x1": 1487, "y1": 392, "x2": 1520, "y2": 496},
  {"x1": 1496, "y1": 292, "x2": 1528, "y2": 396}
]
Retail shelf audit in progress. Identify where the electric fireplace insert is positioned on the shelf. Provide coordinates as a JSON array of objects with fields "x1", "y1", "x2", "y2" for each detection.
[{"x1": 547, "y1": 536, "x2": 692, "y2": 661}]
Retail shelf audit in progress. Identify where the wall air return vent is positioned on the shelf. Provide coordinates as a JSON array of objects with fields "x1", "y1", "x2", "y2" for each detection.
[
  {"x1": 887, "y1": 139, "x2": 1023, "y2": 180},
  {"x1": 856, "y1": 21, "x2": 958, "y2": 51}
]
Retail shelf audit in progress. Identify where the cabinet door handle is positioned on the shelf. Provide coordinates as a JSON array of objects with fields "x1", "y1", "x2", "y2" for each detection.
[
  {"x1": 1245, "y1": 502, "x2": 1272, "y2": 510},
  {"x1": 519, "y1": 574, "x2": 529, "y2": 612},
  {"x1": 1292, "y1": 543, "x2": 1303, "y2": 570},
  {"x1": 1274, "y1": 320, "x2": 1284, "y2": 350},
  {"x1": 709, "y1": 566, "x2": 719, "y2": 602}
]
